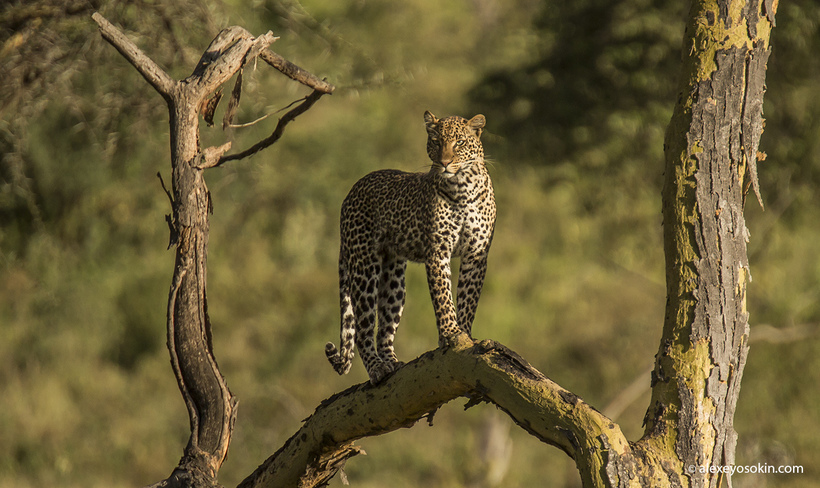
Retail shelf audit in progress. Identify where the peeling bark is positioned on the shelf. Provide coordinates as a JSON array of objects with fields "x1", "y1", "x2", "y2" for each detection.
[{"x1": 645, "y1": 0, "x2": 774, "y2": 486}]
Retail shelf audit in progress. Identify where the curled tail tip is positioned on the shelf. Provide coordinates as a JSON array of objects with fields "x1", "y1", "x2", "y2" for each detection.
[{"x1": 325, "y1": 342, "x2": 350, "y2": 375}]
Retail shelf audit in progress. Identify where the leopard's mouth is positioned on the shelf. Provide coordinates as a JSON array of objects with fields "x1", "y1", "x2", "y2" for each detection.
[{"x1": 441, "y1": 161, "x2": 469, "y2": 176}]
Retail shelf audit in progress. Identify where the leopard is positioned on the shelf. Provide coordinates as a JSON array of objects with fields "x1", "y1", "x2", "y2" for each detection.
[{"x1": 325, "y1": 111, "x2": 496, "y2": 385}]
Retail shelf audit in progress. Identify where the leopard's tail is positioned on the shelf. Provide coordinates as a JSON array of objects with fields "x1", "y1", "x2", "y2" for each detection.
[{"x1": 326, "y1": 249, "x2": 355, "y2": 375}]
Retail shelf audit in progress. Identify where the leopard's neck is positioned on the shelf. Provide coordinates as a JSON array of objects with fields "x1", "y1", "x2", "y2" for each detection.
[{"x1": 432, "y1": 161, "x2": 491, "y2": 205}]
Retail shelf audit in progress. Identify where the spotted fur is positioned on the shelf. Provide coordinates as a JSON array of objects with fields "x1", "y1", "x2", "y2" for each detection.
[{"x1": 325, "y1": 111, "x2": 496, "y2": 384}]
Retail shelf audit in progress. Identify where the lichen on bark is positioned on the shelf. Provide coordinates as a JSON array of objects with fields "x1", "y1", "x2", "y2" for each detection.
[{"x1": 646, "y1": 0, "x2": 774, "y2": 485}]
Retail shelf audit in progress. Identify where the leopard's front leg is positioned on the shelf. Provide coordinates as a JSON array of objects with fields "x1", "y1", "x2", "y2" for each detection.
[
  {"x1": 456, "y1": 252, "x2": 489, "y2": 336},
  {"x1": 425, "y1": 251, "x2": 459, "y2": 347}
]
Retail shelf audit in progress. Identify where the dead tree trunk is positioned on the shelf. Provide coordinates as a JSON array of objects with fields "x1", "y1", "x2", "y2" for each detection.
[{"x1": 92, "y1": 13, "x2": 333, "y2": 487}]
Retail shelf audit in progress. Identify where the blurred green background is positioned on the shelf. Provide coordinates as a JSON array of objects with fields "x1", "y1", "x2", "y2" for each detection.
[{"x1": 1, "y1": 0, "x2": 818, "y2": 486}]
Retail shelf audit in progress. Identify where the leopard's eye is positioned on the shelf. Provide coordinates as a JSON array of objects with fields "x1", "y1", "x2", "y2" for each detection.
[{"x1": 455, "y1": 139, "x2": 466, "y2": 147}]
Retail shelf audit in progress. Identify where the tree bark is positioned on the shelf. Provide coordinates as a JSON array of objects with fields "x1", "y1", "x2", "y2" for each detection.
[
  {"x1": 643, "y1": 0, "x2": 773, "y2": 485},
  {"x1": 92, "y1": 13, "x2": 332, "y2": 487}
]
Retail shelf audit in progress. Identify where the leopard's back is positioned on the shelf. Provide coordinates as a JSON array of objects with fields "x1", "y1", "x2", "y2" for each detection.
[{"x1": 340, "y1": 169, "x2": 436, "y2": 263}]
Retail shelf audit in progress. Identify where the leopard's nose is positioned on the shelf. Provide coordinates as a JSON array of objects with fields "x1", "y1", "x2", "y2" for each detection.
[{"x1": 443, "y1": 162, "x2": 461, "y2": 175}]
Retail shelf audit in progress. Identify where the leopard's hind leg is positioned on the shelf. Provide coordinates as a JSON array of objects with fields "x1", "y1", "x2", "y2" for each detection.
[
  {"x1": 377, "y1": 256, "x2": 407, "y2": 372},
  {"x1": 351, "y1": 254, "x2": 394, "y2": 384}
]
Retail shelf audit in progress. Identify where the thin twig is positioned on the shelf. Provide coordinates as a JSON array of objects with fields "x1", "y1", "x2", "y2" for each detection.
[
  {"x1": 225, "y1": 95, "x2": 308, "y2": 128},
  {"x1": 226, "y1": 112, "x2": 272, "y2": 128},
  {"x1": 157, "y1": 171, "x2": 174, "y2": 204}
]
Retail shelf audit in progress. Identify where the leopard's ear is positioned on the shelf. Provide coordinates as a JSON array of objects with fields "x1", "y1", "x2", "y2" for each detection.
[
  {"x1": 468, "y1": 114, "x2": 486, "y2": 139},
  {"x1": 424, "y1": 111, "x2": 439, "y2": 131}
]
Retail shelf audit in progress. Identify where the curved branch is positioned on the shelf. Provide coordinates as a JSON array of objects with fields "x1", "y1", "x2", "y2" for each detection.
[
  {"x1": 238, "y1": 334, "x2": 643, "y2": 488},
  {"x1": 188, "y1": 27, "x2": 277, "y2": 96}
]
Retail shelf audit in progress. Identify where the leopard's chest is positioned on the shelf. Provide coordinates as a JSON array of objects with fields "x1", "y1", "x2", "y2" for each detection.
[
  {"x1": 450, "y1": 205, "x2": 494, "y2": 257},
  {"x1": 430, "y1": 187, "x2": 495, "y2": 258},
  {"x1": 375, "y1": 197, "x2": 493, "y2": 263}
]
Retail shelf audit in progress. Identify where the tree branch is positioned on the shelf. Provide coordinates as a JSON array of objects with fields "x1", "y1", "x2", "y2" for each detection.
[
  {"x1": 259, "y1": 49, "x2": 335, "y2": 94},
  {"x1": 187, "y1": 26, "x2": 277, "y2": 97},
  {"x1": 91, "y1": 12, "x2": 176, "y2": 98},
  {"x1": 238, "y1": 334, "x2": 638, "y2": 488}
]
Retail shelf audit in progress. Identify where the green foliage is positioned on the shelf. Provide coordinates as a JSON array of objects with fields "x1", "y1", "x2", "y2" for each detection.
[
  {"x1": 1, "y1": 0, "x2": 819, "y2": 486},
  {"x1": 469, "y1": 0, "x2": 685, "y2": 184}
]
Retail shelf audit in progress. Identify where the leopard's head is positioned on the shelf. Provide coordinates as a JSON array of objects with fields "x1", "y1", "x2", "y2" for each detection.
[{"x1": 424, "y1": 111, "x2": 485, "y2": 178}]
